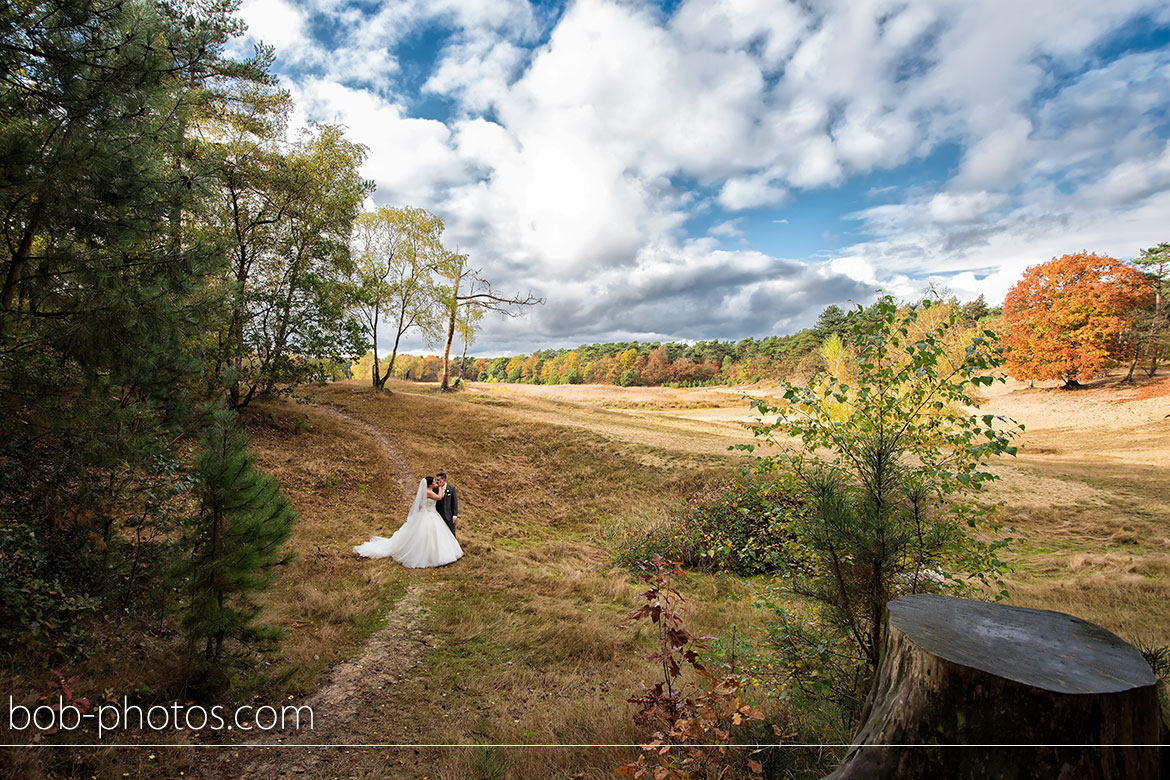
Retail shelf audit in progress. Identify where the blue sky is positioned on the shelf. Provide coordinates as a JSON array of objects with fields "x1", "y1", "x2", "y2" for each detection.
[{"x1": 234, "y1": 0, "x2": 1170, "y2": 355}]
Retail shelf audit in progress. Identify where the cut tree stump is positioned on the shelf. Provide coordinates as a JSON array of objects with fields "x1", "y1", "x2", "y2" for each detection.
[{"x1": 825, "y1": 593, "x2": 1162, "y2": 779}]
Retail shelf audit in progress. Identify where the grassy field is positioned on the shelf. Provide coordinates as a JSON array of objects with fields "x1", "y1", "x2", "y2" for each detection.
[
  {"x1": 207, "y1": 372, "x2": 1169, "y2": 779},
  {"x1": 7, "y1": 371, "x2": 1168, "y2": 779},
  {"x1": 186, "y1": 379, "x2": 756, "y2": 780}
]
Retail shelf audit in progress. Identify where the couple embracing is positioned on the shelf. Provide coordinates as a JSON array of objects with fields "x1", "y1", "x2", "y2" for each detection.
[{"x1": 353, "y1": 473, "x2": 463, "y2": 568}]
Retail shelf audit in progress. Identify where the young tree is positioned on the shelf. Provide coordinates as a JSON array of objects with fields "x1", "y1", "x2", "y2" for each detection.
[
  {"x1": 350, "y1": 206, "x2": 445, "y2": 389},
  {"x1": 741, "y1": 298, "x2": 1018, "y2": 716},
  {"x1": 1003, "y1": 252, "x2": 1150, "y2": 387},
  {"x1": 454, "y1": 300, "x2": 484, "y2": 383},
  {"x1": 173, "y1": 411, "x2": 296, "y2": 689},
  {"x1": 431, "y1": 251, "x2": 542, "y2": 391}
]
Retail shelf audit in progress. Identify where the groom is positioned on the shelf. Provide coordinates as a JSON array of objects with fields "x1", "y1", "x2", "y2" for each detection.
[{"x1": 435, "y1": 472, "x2": 458, "y2": 538}]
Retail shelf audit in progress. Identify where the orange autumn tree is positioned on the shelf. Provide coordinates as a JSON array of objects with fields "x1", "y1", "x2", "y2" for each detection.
[{"x1": 1004, "y1": 252, "x2": 1150, "y2": 387}]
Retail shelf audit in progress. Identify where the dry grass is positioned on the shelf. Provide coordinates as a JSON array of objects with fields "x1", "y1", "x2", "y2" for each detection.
[
  {"x1": 971, "y1": 372, "x2": 1170, "y2": 647},
  {"x1": 12, "y1": 369, "x2": 1168, "y2": 780},
  {"x1": 210, "y1": 372, "x2": 1170, "y2": 777},
  {"x1": 283, "y1": 381, "x2": 758, "y2": 779},
  {"x1": 234, "y1": 400, "x2": 416, "y2": 696}
]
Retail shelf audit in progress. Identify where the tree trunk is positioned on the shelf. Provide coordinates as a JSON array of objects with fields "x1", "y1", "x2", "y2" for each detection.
[
  {"x1": 2, "y1": 197, "x2": 46, "y2": 311},
  {"x1": 825, "y1": 594, "x2": 1160, "y2": 780},
  {"x1": 439, "y1": 272, "x2": 459, "y2": 391},
  {"x1": 1124, "y1": 353, "x2": 1139, "y2": 384},
  {"x1": 382, "y1": 325, "x2": 404, "y2": 390},
  {"x1": 382, "y1": 296, "x2": 411, "y2": 389},
  {"x1": 440, "y1": 297, "x2": 456, "y2": 391},
  {"x1": 1149, "y1": 282, "x2": 1163, "y2": 377},
  {"x1": 370, "y1": 302, "x2": 382, "y2": 389},
  {"x1": 459, "y1": 329, "x2": 470, "y2": 382}
]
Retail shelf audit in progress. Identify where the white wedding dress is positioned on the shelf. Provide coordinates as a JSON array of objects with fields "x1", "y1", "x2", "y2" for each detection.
[{"x1": 353, "y1": 479, "x2": 463, "y2": 568}]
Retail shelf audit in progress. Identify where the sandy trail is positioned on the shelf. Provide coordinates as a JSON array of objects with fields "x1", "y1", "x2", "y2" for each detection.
[
  {"x1": 462, "y1": 383, "x2": 759, "y2": 457},
  {"x1": 196, "y1": 408, "x2": 440, "y2": 778}
]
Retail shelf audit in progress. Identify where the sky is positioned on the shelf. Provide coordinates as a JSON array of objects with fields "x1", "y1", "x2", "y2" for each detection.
[{"x1": 232, "y1": 0, "x2": 1170, "y2": 356}]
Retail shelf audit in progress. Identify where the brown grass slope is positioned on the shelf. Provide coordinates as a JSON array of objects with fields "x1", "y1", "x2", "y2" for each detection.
[
  {"x1": 220, "y1": 373, "x2": 1169, "y2": 779},
  {"x1": 27, "y1": 372, "x2": 1163, "y2": 780},
  {"x1": 190, "y1": 379, "x2": 752, "y2": 780}
]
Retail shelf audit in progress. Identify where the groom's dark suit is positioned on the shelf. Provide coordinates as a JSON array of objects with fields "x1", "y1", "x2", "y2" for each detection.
[{"x1": 437, "y1": 483, "x2": 458, "y2": 537}]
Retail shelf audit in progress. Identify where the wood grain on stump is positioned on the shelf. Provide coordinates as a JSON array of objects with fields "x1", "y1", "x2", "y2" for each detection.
[{"x1": 825, "y1": 593, "x2": 1161, "y2": 779}]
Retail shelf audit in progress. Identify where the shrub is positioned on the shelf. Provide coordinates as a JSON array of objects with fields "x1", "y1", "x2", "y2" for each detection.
[
  {"x1": 0, "y1": 513, "x2": 99, "y2": 662},
  {"x1": 618, "y1": 556, "x2": 766, "y2": 779},
  {"x1": 740, "y1": 296, "x2": 1019, "y2": 722},
  {"x1": 614, "y1": 472, "x2": 808, "y2": 576}
]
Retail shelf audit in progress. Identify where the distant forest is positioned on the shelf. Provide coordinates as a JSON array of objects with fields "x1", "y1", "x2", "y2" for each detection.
[{"x1": 365, "y1": 296, "x2": 1002, "y2": 387}]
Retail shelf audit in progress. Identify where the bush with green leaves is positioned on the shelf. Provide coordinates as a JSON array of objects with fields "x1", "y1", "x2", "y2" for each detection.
[
  {"x1": 739, "y1": 296, "x2": 1020, "y2": 721},
  {"x1": 0, "y1": 512, "x2": 99, "y2": 663},
  {"x1": 614, "y1": 472, "x2": 808, "y2": 576}
]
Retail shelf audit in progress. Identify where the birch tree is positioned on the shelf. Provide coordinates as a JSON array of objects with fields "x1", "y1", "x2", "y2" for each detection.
[{"x1": 350, "y1": 206, "x2": 444, "y2": 389}]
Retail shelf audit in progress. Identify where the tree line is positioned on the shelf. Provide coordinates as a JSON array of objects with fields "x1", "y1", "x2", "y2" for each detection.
[
  {"x1": 372, "y1": 297, "x2": 999, "y2": 388},
  {"x1": 384, "y1": 245, "x2": 1168, "y2": 390}
]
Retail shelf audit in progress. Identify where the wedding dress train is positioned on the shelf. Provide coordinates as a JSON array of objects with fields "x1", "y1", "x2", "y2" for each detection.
[{"x1": 353, "y1": 478, "x2": 463, "y2": 568}]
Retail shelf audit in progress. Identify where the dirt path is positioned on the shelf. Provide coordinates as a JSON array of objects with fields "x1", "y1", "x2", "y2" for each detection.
[
  {"x1": 196, "y1": 407, "x2": 439, "y2": 778},
  {"x1": 461, "y1": 383, "x2": 755, "y2": 457},
  {"x1": 314, "y1": 404, "x2": 417, "y2": 505}
]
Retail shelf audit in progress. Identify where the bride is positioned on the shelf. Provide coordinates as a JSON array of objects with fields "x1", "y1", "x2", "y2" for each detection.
[{"x1": 353, "y1": 476, "x2": 463, "y2": 568}]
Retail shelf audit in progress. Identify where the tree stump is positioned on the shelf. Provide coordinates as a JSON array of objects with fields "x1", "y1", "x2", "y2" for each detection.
[{"x1": 825, "y1": 593, "x2": 1161, "y2": 779}]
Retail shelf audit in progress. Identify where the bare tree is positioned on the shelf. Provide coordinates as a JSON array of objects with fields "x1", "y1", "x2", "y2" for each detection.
[{"x1": 432, "y1": 251, "x2": 542, "y2": 391}]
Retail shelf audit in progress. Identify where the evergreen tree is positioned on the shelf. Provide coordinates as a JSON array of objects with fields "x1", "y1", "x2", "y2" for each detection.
[
  {"x1": 814, "y1": 304, "x2": 850, "y2": 337},
  {"x1": 960, "y1": 294, "x2": 990, "y2": 323},
  {"x1": 0, "y1": 0, "x2": 264, "y2": 659},
  {"x1": 174, "y1": 411, "x2": 296, "y2": 688}
]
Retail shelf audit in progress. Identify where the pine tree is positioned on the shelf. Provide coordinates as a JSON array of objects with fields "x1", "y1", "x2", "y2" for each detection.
[
  {"x1": 174, "y1": 411, "x2": 296, "y2": 688},
  {"x1": 0, "y1": 0, "x2": 269, "y2": 658}
]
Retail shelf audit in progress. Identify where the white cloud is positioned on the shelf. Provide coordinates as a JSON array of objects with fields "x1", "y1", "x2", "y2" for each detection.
[
  {"x1": 709, "y1": 219, "x2": 746, "y2": 239},
  {"x1": 425, "y1": 37, "x2": 528, "y2": 112},
  {"x1": 928, "y1": 191, "x2": 1008, "y2": 224},
  {"x1": 954, "y1": 117, "x2": 1035, "y2": 190},
  {"x1": 718, "y1": 176, "x2": 788, "y2": 211},
  {"x1": 1092, "y1": 141, "x2": 1170, "y2": 206},
  {"x1": 237, "y1": 0, "x2": 308, "y2": 51},
  {"x1": 290, "y1": 80, "x2": 466, "y2": 206},
  {"x1": 236, "y1": 0, "x2": 1170, "y2": 353}
]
